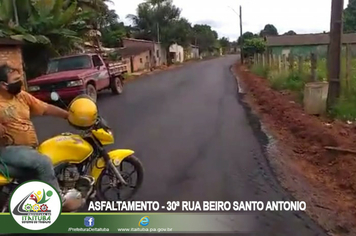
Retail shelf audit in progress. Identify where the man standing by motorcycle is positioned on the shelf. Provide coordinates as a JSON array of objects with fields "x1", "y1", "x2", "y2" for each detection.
[{"x1": 0, "y1": 61, "x2": 70, "y2": 209}]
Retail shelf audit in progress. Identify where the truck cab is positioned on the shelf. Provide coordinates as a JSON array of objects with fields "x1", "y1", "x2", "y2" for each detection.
[{"x1": 27, "y1": 53, "x2": 127, "y2": 103}]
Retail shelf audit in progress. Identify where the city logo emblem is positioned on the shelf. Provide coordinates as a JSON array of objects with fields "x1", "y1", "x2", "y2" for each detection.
[
  {"x1": 9, "y1": 180, "x2": 62, "y2": 230},
  {"x1": 84, "y1": 216, "x2": 95, "y2": 227},
  {"x1": 138, "y1": 216, "x2": 149, "y2": 227}
]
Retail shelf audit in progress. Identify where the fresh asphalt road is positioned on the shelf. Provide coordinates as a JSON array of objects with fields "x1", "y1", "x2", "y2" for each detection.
[{"x1": 30, "y1": 55, "x2": 327, "y2": 235}]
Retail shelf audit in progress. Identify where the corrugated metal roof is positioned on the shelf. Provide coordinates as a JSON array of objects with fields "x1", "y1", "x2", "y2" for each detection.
[
  {"x1": 265, "y1": 33, "x2": 356, "y2": 46},
  {"x1": 123, "y1": 38, "x2": 155, "y2": 44}
]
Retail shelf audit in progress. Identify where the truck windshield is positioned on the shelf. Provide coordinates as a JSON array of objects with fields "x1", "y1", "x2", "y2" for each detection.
[{"x1": 47, "y1": 55, "x2": 92, "y2": 74}]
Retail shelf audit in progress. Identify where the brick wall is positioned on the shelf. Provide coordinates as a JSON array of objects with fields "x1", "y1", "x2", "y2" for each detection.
[
  {"x1": 0, "y1": 46, "x2": 26, "y2": 89},
  {"x1": 132, "y1": 51, "x2": 150, "y2": 72},
  {"x1": 123, "y1": 39, "x2": 167, "y2": 67},
  {"x1": 122, "y1": 56, "x2": 132, "y2": 74}
]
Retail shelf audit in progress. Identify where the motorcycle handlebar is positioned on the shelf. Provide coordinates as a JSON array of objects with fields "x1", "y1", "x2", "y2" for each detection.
[{"x1": 94, "y1": 116, "x2": 110, "y2": 130}]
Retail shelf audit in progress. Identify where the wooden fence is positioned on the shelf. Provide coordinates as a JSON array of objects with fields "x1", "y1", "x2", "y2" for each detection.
[
  {"x1": 252, "y1": 45, "x2": 356, "y2": 92},
  {"x1": 252, "y1": 52, "x2": 319, "y2": 82}
]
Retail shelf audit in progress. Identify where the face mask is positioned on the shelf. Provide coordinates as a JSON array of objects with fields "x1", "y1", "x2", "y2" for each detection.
[{"x1": 6, "y1": 80, "x2": 22, "y2": 95}]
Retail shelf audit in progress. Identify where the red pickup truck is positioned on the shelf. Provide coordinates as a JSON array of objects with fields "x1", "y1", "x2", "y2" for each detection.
[{"x1": 27, "y1": 53, "x2": 128, "y2": 103}]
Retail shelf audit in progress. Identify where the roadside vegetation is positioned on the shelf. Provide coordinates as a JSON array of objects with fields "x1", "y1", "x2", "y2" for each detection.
[
  {"x1": 250, "y1": 53, "x2": 356, "y2": 120},
  {"x1": 238, "y1": 3, "x2": 356, "y2": 121},
  {"x1": 233, "y1": 2, "x2": 356, "y2": 234}
]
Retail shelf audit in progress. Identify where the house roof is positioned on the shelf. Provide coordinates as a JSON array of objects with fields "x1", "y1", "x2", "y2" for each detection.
[
  {"x1": 0, "y1": 38, "x2": 23, "y2": 46},
  {"x1": 116, "y1": 46, "x2": 151, "y2": 57},
  {"x1": 123, "y1": 37, "x2": 156, "y2": 44},
  {"x1": 265, "y1": 33, "x2": 356, "y2": 46}
]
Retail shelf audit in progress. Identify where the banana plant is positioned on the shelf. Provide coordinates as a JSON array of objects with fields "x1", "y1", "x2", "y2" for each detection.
[
  {"x1": 0, "y1": 0, "x2": 88, "y2": 50},
  {"x1": 0, "y1": 0, "x2": 116, "y2": 56},
  {"x1": 0, "y1": 0, "x2": 14, "y2": 24}
]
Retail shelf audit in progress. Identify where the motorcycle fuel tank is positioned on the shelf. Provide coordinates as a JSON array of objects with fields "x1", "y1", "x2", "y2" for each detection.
[{"x1": 38, "y1": 133, "x2": 94, "y2": 165}]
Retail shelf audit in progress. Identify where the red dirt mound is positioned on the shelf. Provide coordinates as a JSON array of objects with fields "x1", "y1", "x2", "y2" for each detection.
[
  {"x1": 235, "y1": 64, "x2": 356, "y2": 159},
  {"x1": 234, "y1": 64, "x2": 356, "y2": 235}
]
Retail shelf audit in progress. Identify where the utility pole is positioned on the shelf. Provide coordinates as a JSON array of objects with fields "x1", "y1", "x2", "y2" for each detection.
[
  {"x1": 157, "y1": 23, "x2": 160, "y2": 43},
  {"x1": 327, "y1": 0, "x2": 344, "y2": 108},
  {"x1": 239, "y1": 5, "x2": 244, "y2": 64}
]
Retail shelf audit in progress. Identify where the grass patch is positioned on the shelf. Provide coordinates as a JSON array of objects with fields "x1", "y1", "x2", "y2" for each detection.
[
  {"x1": 267, "y1": 70, "x2": 306, "y2": 104},
  {"x1": 251, "y1": 64, "x2": 269, "y2": 78},
  {"x1": 331, "y1": 85, "x2": 356, "y2": 121},
  {"x1": 122, "y1": 73, "x2": 130, "y2": 79},
  {"x1": 268, "y1": 70, "x2": 306, "y2": 91},
  {"x1": 329, "y1": 56, "x2": 356, "y2": 120},
  {"x1": 250, "y1": 56, "x2": 356, "y2": 120},
  {"x1": 330, "y1": 95, "x2": 356, "y2": 121}
]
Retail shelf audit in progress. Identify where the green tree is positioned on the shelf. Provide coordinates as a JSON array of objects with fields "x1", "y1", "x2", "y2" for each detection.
[
  {"x1": 259, "y1": 24, "x2": 278, "y2": 37},
  {"x1": 97, "y1": 5, "x2": 129, "y2": 48},
  {"x1": 128, "y1": 0, "x2": 199, "y2": 64},
  {"x1": 65, "y1": 0, "x2": 114, "y2": 29},
  {"x1": 237, "y1": 31, "x2": 257, "y2": 45},
  {"x1": 219, "y1": 37, "x2": 230, "y2": 54},
  {"x1": 167, "y1": 18, "x2": 193, "y2": 47},
  {"x1": 128, "y1": 0, "x2": 219, "y2": 59},
  {"x1": 284, "y1": 30, "x2": 297, "y2": 35},
  {"x1": 344, "y1": 0, "x2": 356, "y2": 33},
  {"x1": 230, "y1": 40, "x2": 238, "y2": 52},
  {"x1": 242, "y1": 38, "x2": 266, "y2": 58},
  {"x1": 127, "y1": 0, "x2": 181, "y2": 43},
  {"x1": 192, "y1": 24, "x2": 218, "y2": 53},
  {"x1": 101, "y1": 22, "x2": 126, "y2": 48}
]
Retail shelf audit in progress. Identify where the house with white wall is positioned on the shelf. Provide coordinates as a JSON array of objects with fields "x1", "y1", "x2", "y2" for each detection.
[
  {"x1": 184, "y1": 44, "x2": 199, "y2": 60},
  {"x1": 169, "y1": 43, "x2": 184, "y2": 63}
]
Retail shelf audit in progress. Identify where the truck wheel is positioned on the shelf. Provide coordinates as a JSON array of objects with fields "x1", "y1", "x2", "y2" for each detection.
[
  {"x1": 111, "y1": 76, "x2": 123, "y2": 95},
  {"x1": 86, "y1": 84, "x2": 97, "y2": 102}
]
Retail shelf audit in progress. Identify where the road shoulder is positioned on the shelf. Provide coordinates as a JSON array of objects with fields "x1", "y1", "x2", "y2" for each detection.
[{"x1": 231, "y1": 63, "x2": 356, "y2": 236}]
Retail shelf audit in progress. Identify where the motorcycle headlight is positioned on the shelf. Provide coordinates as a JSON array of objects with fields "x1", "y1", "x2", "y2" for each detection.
[
  {"x1": 28, "y1": 86, "x2": 40, "y2": 92},
  {"x1": 67, "y1": 80, "x2": 83, "y2": 87}
]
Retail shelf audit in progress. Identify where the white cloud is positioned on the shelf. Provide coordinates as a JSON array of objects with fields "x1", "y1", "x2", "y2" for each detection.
[{"x1": 108, "y1": 0, "x2": 350, "y2": 41}]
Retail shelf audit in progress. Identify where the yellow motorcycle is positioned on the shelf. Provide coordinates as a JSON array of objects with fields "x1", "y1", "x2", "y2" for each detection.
[{"x1": 0, "y1": 92, "x2": 144, "y2": 212}]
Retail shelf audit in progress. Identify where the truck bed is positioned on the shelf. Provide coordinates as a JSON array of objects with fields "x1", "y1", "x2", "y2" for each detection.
[{"x1": 107, "y1": 61, "x2": 128, "y2": 77}]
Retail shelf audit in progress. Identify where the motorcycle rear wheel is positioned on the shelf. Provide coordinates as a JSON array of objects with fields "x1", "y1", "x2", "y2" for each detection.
[{"x1": 96, "y1": 155, "x2": 144, "y2": 201}]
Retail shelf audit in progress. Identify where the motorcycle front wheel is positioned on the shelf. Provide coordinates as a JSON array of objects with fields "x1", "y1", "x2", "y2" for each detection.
[{"x1": 96, "y1": 155, "x2": 144, "y2": 201}]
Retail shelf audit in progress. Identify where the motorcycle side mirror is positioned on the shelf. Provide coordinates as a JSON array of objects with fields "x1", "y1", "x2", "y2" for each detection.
[{"x1": 50, "y1": 91, "x2": 60, "y2": 101}]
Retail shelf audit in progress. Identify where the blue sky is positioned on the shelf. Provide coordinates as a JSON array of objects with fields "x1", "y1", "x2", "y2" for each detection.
[{"x1": 108, "y1": 0, "x2": 349, "y2": 41}]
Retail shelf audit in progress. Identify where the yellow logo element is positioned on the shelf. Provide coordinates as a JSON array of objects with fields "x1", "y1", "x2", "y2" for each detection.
[{"x1": 32, "y1": 204, "x2": 40, "y2": 212}]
